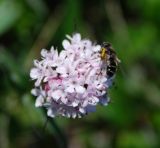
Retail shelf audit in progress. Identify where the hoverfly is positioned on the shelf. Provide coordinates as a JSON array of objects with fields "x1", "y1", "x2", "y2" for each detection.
[{"x1": 100, "y1": 42, "x2": 120, "y2": 78}]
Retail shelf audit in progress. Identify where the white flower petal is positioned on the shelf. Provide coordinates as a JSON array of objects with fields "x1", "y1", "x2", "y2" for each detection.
[
  {"x1": 30, "y1": 68, "x2": 40, "y2": 79},
  {"x1": 82, "y1": 40, "x2": 91, "y2": 48},
  {"x1": 73, "y1": 33, "x2": 81, "y2": 42},
  {"x1": 31, "y1": 89, "x2": 38, "y2": 96},
  {"x1": 50, "y1": 46, "x2": 55, "y2": 52},
  {"x1": 61, "y1": 97, "x2": 67, "y2": 104},
  {"x1": 62, "y1": 40, "x2": 70, "y2": 49},
  {"x1": 78, "y1": 114, "x2": 82, "y2": 118},
  {"x1": 66, "y1": 34, "x2": 72, "y2": 40},
  {"x1": 59, "y1": 50, "x2": 67, "y2": 59},
  {"x1": 75, "y1": 85, "x2": 85, "y2": 94},
  {"x1": 92, "y1": 96, "x2": 99, "y2": 104},
  {"x1": 92, "y1": 45, "x2": 101, "y2": 52},
  {"x1": 41, "y1": 49, "x2": 47, "y2": 57},
  {"x1": 51, "y1": 90, "x2": 62, "y2": 101},
  {"x1": 33, "y1": 60, "x2": 39, "y2": 66},
  {"x1": 72, "y1": 112, "x2": 77, "y2": 118},
  {"x1": 79, "y1": 107, "x2": 86, "y2": 114},
  {"x1": 72, "y1": 102, "x2": 78, "y2": 107},
  {"x1": 35, "y1": 96, "x2": 44, "y2": 107},
  {"x1": 66, "y1": 112, "x2": 71, "y2": 118},
  {"x1": 82, "y1": 100, "x2": 88, "y2": 107},
  {"x1": 56, "y1": 66, "x2": 67, "y2": 74},
  {"x1": 65, "y1": 86, "x2": 74, "y2": 93},
  {"x1": 35, "y1": 76, "x2": 43, "y2": 86},
  {"x1": 47, "y1": 108, "x2": 55, "y2": 117}
]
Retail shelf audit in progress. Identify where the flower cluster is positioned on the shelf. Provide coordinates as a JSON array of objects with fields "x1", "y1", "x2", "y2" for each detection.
[{"x1": 30, "y1": 33, "x2": 112, "y2": 118}]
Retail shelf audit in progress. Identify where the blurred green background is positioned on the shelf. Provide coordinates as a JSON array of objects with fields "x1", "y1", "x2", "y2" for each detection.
[{"x1": 0, "y1": 0, "x2": 160, "y2": 147}]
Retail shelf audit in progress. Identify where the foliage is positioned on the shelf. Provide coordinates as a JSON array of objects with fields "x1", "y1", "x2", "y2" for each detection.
[{"x1": 0, "y1": 0, "x2": 160, "y2": 147}]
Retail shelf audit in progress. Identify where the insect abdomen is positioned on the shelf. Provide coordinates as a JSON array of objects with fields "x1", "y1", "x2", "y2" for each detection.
[{"x1": 107, "y1": 57, "x2": 117, "y2": 77}]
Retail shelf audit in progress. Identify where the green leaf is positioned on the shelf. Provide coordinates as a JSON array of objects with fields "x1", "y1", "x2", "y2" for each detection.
[{"x1": 0, "y1": 0, "x2": 22, "y2": 35}]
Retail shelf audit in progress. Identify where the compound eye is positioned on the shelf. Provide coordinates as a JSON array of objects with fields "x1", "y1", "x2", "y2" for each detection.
[
  {"x1": 105, "y1": 42, "x2": 111, "y2": 47},
  {"x1": 102, "y1": 42, "x2": 111, "y2": 48}
]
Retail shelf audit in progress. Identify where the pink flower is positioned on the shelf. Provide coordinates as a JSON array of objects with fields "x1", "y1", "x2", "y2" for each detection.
[{"x1": 30, "y1": 33, "x2": 112, "y2": 118}]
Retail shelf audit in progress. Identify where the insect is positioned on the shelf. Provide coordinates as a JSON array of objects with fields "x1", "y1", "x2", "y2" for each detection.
[{"x1": 100, "y1": 42, "x2": 120, "y2": 78}]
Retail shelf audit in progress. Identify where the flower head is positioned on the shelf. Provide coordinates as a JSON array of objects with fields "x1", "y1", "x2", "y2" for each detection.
[{"x1": 30, "y1": 33, "x2": 112, "y2": 118}]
